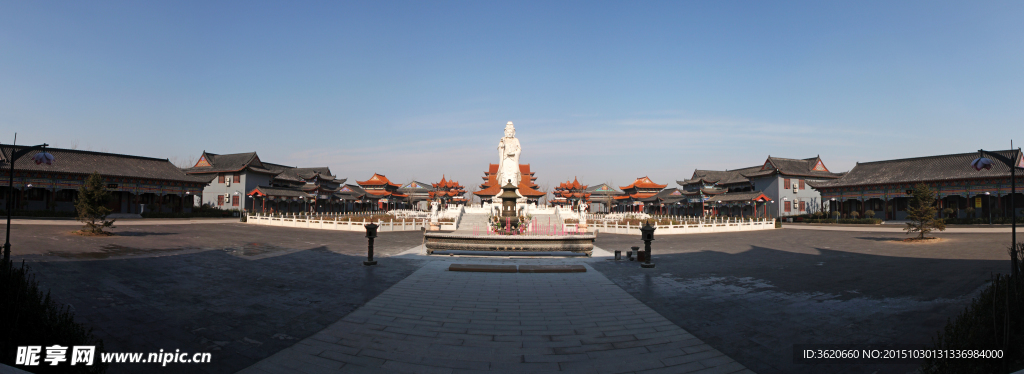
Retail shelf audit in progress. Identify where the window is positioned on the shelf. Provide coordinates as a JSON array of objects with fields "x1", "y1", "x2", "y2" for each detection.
[
  {"x1": 799, "y1": 201, "x2": 806, "y2": 211},
  {"x1": 218, "y1": 174, "x2": 225, "y2": 184},
  {"x1": 784, "y1": 201, "x2": 792, "y2": 212},
  {"x1": 783, "y1": 179, "x2": 790, "y2": 189},
  {"x1": 217, "y1": 195, "x2": 224, "y2": 206},
  {"x1": 232, "y1": 195, "x2": 239, "y2": 206},
  {"x1": 233, "y1": 174, "x2": 240, "y2": 183},
  {"x1": 799, "y1": 180, "x2": 805, "y2": 190}
]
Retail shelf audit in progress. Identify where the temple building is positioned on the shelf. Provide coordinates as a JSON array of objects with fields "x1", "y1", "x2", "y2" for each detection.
[
  {"x1": 585, "y1": 183, "x2": 622, "y2": 213},
  {"x1": 429, "y1": 176, "x2": 468, "y2": 206},
  {"x1": 356, "y1": 173, "x2": 409, "y2": 211},
  {"x1": 474, "y1": 163, "x2": 545, "y2": 203},
  {"x1": 677, "y1": 156, "x2": 842, "y2": 217},
  {"x1": 397, "y1": 181, "x2": 434, "y2": 210},
  {"x1": 550, "y1": 177, "x2": 591, "y2": 209},
  {"x1": 612, "y1": 177, "x2": 667, "y2": 212},
  {"x1": 812, "y1": 149, "x2": 1024, "y2": 220},
  {"x1": 185, "y1": 151, "x2": 350, "y2": 213},
  {"x1": 1, "y1": 145, "x2": 207, "y2": 214}
]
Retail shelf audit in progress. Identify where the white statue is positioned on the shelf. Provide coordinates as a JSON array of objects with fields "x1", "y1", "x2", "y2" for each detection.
[
  {"x1": 496, "y1": 122, "x2": 522, "y2": 187},
  {"x1": 578, "y1": 201, "x2": 588, "y2": 224},
  {"x1": 430, "y1": 201, "x2": 439, "y2": 223}
]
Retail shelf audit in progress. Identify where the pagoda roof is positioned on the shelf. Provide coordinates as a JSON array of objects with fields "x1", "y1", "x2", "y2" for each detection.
[
  {"x1": 357, "y1": 173, "x2": 402, "y2": 188},
  {"x1": 620, "y1": 176, "x2": 667, "y2": 190},
  {"x1": 614, "y1": 192, "x2": 658, "y2": 200}
]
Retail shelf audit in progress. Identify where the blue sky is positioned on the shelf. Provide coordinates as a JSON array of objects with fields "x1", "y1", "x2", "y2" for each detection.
[{"x1": 2, "y1": 1, "x2": 1022, "y2": 192}]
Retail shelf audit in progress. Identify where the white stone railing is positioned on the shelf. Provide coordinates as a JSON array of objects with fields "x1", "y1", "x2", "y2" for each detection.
[{"x1": 569, "y1": 217, "x2": 776, "y2": 235}]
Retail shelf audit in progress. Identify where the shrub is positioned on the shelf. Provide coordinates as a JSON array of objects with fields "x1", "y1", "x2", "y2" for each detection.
[
  {"x1": 0, "y1": 259, "x2": 106, "y2": 373},
  {"x1": 921, "y1": 243, "x2": 1024, "y2": 373},
  {"x1": 864, "y1": 209, "x2": 875, "y2": 218},
  {"x1": 966, "y1": 207, "x2": 976, "y2": 218},
  {"x1": 942, "y1": 208, "x2": 954, "y2": 218},
  {"x1": 850, "y1": 211, "x2": 860, "y2": 218}
]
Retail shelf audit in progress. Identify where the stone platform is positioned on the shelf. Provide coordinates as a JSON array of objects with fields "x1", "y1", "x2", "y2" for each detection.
[{"x1": 423, "y1": 232, "x2": 595, "y2": 256}]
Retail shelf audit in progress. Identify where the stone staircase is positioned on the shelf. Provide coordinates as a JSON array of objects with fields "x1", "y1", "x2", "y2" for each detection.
[{"x1": 453, "y1": 213, "x2": 491, "y2": 233}]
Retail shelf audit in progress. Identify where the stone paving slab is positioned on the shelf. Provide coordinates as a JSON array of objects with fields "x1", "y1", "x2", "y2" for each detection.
[
  {"x1": 449, "y1": 264, "x2": 518, "y2": 273},
  {"x1": 241, "y1": 260, "x2": 749, "y2": 374},
  {"x1": 518, "y1": 265, "x2": 587, "y2": 273}
]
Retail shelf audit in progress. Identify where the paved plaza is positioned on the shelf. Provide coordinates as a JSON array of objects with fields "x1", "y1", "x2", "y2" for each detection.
[{"x1": 7, "y1": 222, "x2": 1016, "y2": 373}]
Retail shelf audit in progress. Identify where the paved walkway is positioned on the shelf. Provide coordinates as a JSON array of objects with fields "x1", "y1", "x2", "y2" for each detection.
[
  {"x1": 241, "y1": 257, "x2": 750, "y2": 374},
  {"x1": 784, "y1": 224, "x2": 1015, "y2": 233},
  {"x1": 5, "y1": 217, "x2": 240, "y2": 225}
]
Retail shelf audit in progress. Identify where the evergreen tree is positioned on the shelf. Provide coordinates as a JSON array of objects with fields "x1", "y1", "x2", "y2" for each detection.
[
  {"x1": 904, "y1": 183, "x2": 945, "y2": 239},
  {"x1": 75, "y1": 172, "x2": 116, "y2": 234}
]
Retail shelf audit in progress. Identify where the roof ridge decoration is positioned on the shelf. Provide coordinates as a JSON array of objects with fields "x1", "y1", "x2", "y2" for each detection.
[
  {"x1": 761, "y1": 157, "x2": 776, "y2": 171},
  {"x1": 812, "y1": 158, "x2": 829, "y2": 172},
  {"x1": 194, "y1": 153, "x2": 212, "y2": 168}
]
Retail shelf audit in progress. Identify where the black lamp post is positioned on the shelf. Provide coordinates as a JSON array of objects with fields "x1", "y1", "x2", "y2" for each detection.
[
  {"x1": 971, "y1": 149, "x2": 1022, "y2": 277},
  {"x1": 3, "y1": 143, "x2": 53, "y2": 261},
  {"x1": 363, "y1": 222, "x2": 378, "y2": 266},
  {"x1": 640, "y1": 221, "x2": 655, "y2": 268}
]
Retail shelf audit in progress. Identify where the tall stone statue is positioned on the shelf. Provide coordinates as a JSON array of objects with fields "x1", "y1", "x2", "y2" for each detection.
[{"x1": 496, "y1": 121, "x2": 522, "y2": 187}]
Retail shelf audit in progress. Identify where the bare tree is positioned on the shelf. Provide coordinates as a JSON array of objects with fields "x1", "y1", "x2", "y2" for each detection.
[{"x1": 69, "y1": 140, "x2": 79, "y2": 150}]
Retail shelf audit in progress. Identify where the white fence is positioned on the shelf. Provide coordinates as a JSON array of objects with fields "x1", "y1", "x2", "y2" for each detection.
[
  {"x1": 245, "y1": 207, "x2": 464, "y2": 232},
  {"x1": 572, "y1": 217, "x2": 776, "y2": 235}
]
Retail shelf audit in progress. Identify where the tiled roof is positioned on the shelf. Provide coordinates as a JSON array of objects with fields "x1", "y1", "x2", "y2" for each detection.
[
  {"x1": 620, "y1": 176, "x2": 667, "y2": 190},
  {"x1": 815, "y1": 149, "x2": 1023, "y2": 188},
  {"x1": 184, "y1": 152, "x2": 260, "y2": 173},
  {"x1": 276, "y1": 167, "x2": 338, "y2": 182},
  {"x1": 0, "y1": 145, "x2": 206, "y2": 183},
  {"x1": 399, "y1": 181, "x2": 435, "y2": 192},
  {"x1": 743, "y1": 156, "x2": 841, "y2": 179},
  {"x1": 248, "y1": 186, "x2": 310, "y2": 198},
  {"x1": 703, "y1": 191, "x2": 771, "y2": 203},
  {"x1": 682, "y1": 165, "x2": 762, "y2": 186},
  {"x1": 586, "y1": 183, "x2": 620, "y2": 194},
  {"x1": 357, "y1": 173, "x2": 401, "y2": 188}
]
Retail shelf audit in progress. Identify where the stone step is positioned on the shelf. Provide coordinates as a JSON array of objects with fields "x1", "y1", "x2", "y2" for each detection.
[
  {"x1": 432, "y1": 250, "x2": 589, "y2": 257},
  {"x1": 448, "y1": 264, "x2": 588, "y2": 273}
]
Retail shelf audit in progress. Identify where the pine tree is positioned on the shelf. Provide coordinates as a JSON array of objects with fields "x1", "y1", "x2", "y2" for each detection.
[
  {"x1": 75, "y1": 172, "x2": 116, "y2": 234},
  {"x1": 904, "y1": 183, "x2": 945, "y2": 239}
]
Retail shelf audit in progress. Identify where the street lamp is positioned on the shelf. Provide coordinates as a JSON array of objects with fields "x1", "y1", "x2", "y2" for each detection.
[
  {"x1": 3, "y1": 143, "x2": 55, "y2": 260},
  {"x1": 971, "y1": 149, "x2": 1022, "y2": 276}
]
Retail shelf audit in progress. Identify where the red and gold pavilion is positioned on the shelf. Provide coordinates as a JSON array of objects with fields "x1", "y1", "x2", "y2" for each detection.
[
  {"x1": 613, "y1": 176, "x2": 667, "y2": 212},
  {"x1": 474, "y1": 164, "x2": 546, "y2": 203},
  {"x1": 356, "y1": 173, "x2": 408, "y2": 211},
  {"x1": 551, "y1": 177, "x2": 591, "y2": 208},
  {"x1": 429, "y1": 175, "x2": 468, "y2": 205}
]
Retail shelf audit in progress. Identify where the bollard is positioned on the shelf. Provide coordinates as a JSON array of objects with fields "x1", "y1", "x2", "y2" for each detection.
[
  {"x1": 363, "y1": 222, "x2": 379, "y2": 266},
  {"x1": 640, "y1": 221, "x2": 656, "y2": 268},
  {"x1": 614, "y1": 250, "x2": 621, "y2": 261}
]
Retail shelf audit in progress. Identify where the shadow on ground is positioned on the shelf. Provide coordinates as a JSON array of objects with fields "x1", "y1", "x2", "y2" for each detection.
[
  {"x1": 24, "y1": 247, "x2": 422, "y2": 374},
  {"x1": 592, "y1": 230, "x2": 1010, "y2": 374}
]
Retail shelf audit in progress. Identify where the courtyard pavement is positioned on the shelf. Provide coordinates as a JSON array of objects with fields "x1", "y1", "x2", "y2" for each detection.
[
  {"x1": 5, "y1": 222, "x2": 1015, "y2": 373},
  {"x1": 244, "y1": 257, "x2": 748, "y2": 374}
]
